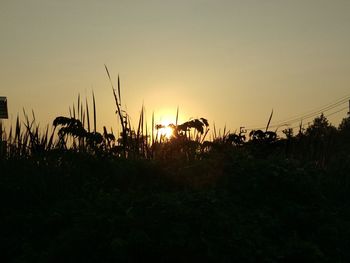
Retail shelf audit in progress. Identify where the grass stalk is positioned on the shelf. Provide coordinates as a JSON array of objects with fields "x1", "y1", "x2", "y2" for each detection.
[
  {"x1": 93, "y1": 91, "x2": 97, "y2": 133},
  {"x1": 265, "y1": 109, "x2": 273, "y2": 132}
]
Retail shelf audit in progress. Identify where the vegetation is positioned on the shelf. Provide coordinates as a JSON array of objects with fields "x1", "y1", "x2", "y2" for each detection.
[{"x1": 1, "y1": 73, "x2": 350, "y2": 262}]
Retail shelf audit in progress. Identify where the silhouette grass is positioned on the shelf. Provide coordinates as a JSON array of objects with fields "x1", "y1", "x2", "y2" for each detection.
[{"x1": 1, "y1": 74, "x2": 350, "y2": 262}]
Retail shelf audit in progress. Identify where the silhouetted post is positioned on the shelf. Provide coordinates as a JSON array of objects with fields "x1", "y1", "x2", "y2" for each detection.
[
  {"x1": 0, "y1": 97, "x2": 8, "y2": 119},
  {"x1": 348, "y1": 100, "x2": 350, "y2": 116},
  {"x1": 0, "y1": 97, "x2": 8, "y2": 158}
]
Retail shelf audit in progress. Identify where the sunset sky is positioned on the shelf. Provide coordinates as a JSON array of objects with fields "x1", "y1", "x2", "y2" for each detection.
[{"x1": 1, "y1": 0, "x2": 350, "y2": 134}]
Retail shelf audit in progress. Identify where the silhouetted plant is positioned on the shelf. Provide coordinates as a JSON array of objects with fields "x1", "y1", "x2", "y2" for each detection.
[
  {"x1": 282, "y1": 127, "x2": 294, "y2": 139},
  {"x1": 174, "y1": 118, "x2": 209, "y2": 141},
  {"x1": 152, "y1": 118, "x2": 210, "y2": 161},
  {"x1": 226, "y1": 132, "x2": 246, "y2": 146},
  {"x1": 249, "y1": 130, "x2": 277, "y2": 143},
  {"x1": 53, "y1": 116, "x2": 109, "y2": 153}
]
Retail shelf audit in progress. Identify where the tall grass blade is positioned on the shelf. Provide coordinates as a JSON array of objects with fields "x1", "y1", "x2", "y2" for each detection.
[
  {"x1": 105, "y1": 65, "x2": 125, "y2": 138},
  {"x1": 82, "y1": 111, "x2": 85, "y2": 130},
  {"x1": 93, "y1": 91, "x2": 97, "y2": 133},
  {"x1": 265, "y1": 109, "x2": 274, "y2": 132},
  {"x1": 213, "y1": 122, "x2": 217, "y2": 140},
  {"x1": 104, "y1": 64, "x2": 114, "y2": 89},
  {"x1": 201, "y1": 128, "x2": 210, "y2": 143},
  {"x1": 47, "y1": 126, "x2": 56, "y2": 150},
  {"x1": 15, "y1": 115, "x2": 20, "y2": 144},
  {"x1": 118, "y1": 75, "x2": 121, "y2": 106},
  {"x1": 175, "y1": 106, "x2": 179, "y2": 126},
  {"x1": 141, "y1": 105, "x2": 145, "y2": 155},
  {"x1": 42, "y1": 124, "x2": 49, "y2": 147},
  {"x1": 77, "y1": 94, "x2": 80, "y2": 121},
  {"x1": 8, "y1": 126, "x2": 12, "y2": 144},
  {"x1": 152, "y1": 112, "x2": 155, "y2": 145},
  {"x1": 137, "y1": 107, "x2": 143, "y2": 146},
  {"x1": 145, "y1": 120, "x2": 148, "y2": 157},
  {"x1": 86, "y1": 98, "x2": 90, "y2": 133},
  {"x1": 31, "y1": 110, "x2": 36, "y2": 123},
  {"x1": 80, "y1": 99, "x2": 84, "y2": 125},
  {"x1": 105, "y1": 66, "x2": 128, "y2": 157}
]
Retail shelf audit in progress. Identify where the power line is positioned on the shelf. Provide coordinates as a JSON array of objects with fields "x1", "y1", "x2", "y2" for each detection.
[
  {"x1": 245, "y1": 95, "x2": 350, "y2": 131},
  {"x1": 274, "y1": 94, "x2": 350, "y2": 123},
  {"x1": 275, "y1": 97, "x2": 349, "y2": 125},
  {"x1": 322, "y1": 106, "x2": 348, "y2": 119},
  {"x1": 288, "y1": 106, "x2": 349, "y2": 130},
  {"x1": 267, "y1": 101, "x2": 348, "y2": 129}
]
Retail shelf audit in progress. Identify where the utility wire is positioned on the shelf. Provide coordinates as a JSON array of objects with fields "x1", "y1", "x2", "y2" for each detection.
[
  {"x1": 274, "y1": 94, "x2": 350, "y2": 124},
  {"x1": 273, "y1": 97, "x2": 349, "y2": 126},
  {"x1": 289, "y1": 106, "x2": 349, "y2": 130},
  {"x1": 245, "y1": 95, "x2": 350, "y2": 131},
  {"x1": 326, "y1": 106, "x2": 349, "y2": 118}
]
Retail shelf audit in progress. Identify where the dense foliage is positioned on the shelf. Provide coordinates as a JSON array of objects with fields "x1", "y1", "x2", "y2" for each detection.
[{"x1": 1, "y1": 107, "x2": 350, "y2": 262}]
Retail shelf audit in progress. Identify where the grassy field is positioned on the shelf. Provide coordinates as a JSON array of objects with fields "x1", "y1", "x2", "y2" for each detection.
[{"x1": 1, "y1": 80, "x2": 350, "y2": 262}]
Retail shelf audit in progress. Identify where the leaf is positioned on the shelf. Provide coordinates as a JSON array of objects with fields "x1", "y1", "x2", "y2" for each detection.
[{"x1": 200, "y1": 118, "x2": 209, "y2": 127}]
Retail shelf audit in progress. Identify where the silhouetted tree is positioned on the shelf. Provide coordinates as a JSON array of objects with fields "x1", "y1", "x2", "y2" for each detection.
[
  {"x1": 303, "y1": 114, "x2": 336, "y2": 167},
  {"x1": 338, "y1": 116, "x2": 350, "y2": 132},
  {"x1": 305, "y1": 113, "x2": 336, "y2": 138},
  {"x1": 336, "y1": 116, "x2": 350, "y2": 155}
]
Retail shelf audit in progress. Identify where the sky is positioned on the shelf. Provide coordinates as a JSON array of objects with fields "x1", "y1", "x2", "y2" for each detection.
[{"x1": 1, "y1": 0, "x2": 350, "y2": 135}]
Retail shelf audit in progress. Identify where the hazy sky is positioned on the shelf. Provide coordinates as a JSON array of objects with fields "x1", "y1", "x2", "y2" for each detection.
[{"x1": 1, "y1": 0, "x2": 350, "y2": 134}]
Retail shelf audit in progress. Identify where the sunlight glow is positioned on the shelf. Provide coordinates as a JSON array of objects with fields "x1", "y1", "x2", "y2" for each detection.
[
  {"x1": 159, "y1": 126, "x2": 174, "y2": 139},
  {"x1": 157, "y1": 119, "x2": 175, "y2": 139}
]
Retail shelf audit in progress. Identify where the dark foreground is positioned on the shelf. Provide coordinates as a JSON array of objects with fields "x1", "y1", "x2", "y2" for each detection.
[{"x1": 1, "y1": 149, "x2": 350, "y2": 263}]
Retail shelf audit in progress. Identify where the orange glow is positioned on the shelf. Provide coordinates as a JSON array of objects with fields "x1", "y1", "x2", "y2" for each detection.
[
  {"x1": 158, "y1": 126, "x2": 174, "y2": 139},
  {"x1": 157, "y1": 119, "x2": 175, "y2": 139}
]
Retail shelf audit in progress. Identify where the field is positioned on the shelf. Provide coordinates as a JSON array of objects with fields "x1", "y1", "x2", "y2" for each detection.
[{"x1": 1, "y1": 85, "x2": 350, "y2": 262}]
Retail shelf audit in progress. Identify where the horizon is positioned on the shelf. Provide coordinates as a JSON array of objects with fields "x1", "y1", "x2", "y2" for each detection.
[{"x1": 0, "y1": 92, "x2": 349, "y2": 140}]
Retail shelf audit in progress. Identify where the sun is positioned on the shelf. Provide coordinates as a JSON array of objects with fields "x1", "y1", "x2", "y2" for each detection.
[
  {"x1": 157, "y1": 119, "x2": 175, "y2": 139},
  {"x1": 159, "y1": 126, "x2": 174, "y2": 139}
]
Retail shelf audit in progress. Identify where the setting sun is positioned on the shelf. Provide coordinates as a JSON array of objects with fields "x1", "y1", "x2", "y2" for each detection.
[
  {"x1": 156, "y1": 119, "x2": 175, "y2": 139},
  {"x1": 158, "y1": 125, "x2": 174, "y2": 139}
]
